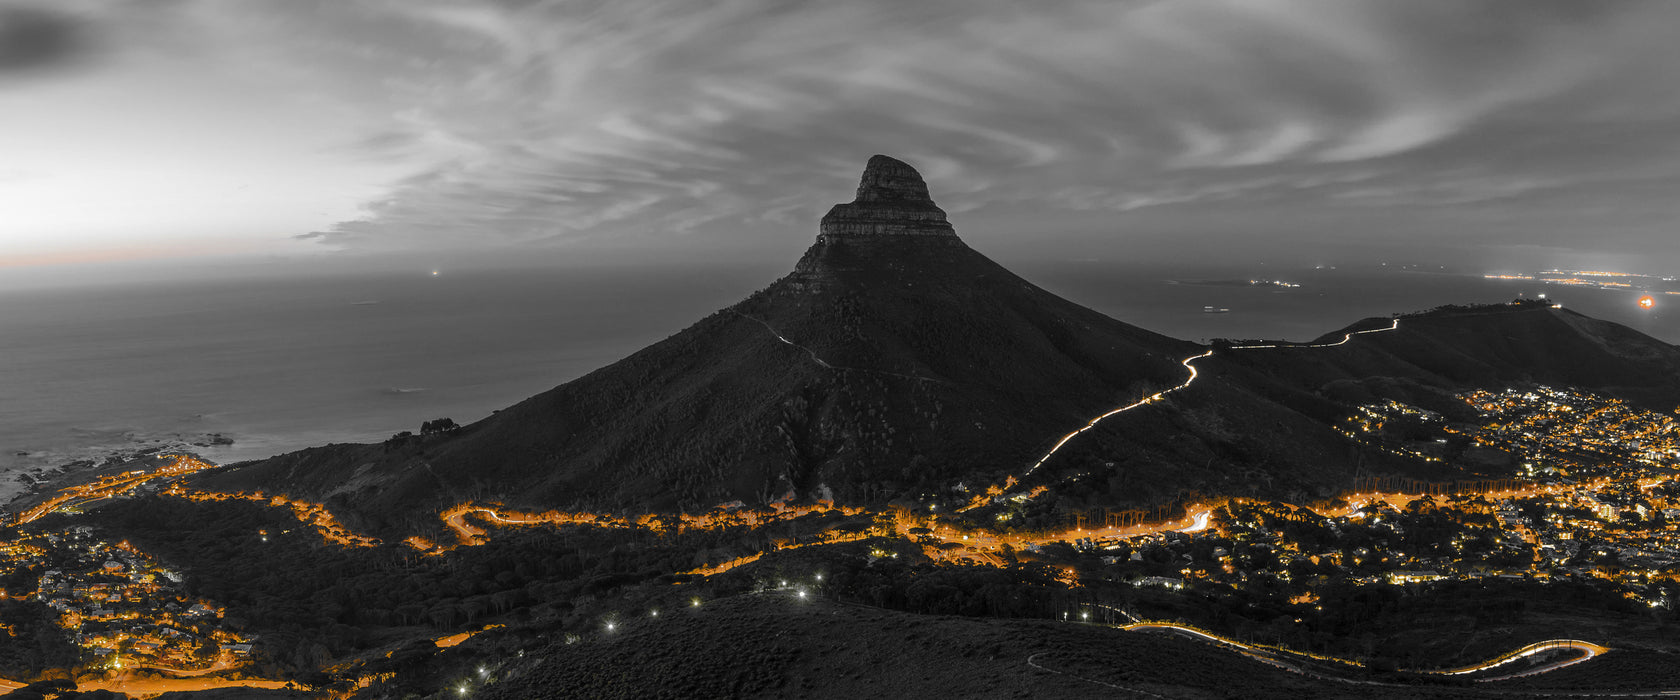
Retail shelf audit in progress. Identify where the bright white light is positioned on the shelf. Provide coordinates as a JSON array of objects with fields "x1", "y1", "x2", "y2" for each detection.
[
  {"x1": 815, "y1": 574, "x2": 823, "y2": 581},
  {"x1": 650, "y1": 610, "x2": 658, "y2": 617},
  {"x1": 605, "y1": 622, "x2": 615, "y2": 631},
  {"x1": 797, "y1": 590, "x2": 807, "y2": 599}
]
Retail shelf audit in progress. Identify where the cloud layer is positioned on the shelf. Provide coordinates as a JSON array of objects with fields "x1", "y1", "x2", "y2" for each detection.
[
  {"x1": 0, "y1": 6, "x2": 86, "y2": 73},
  {"x1": 11, "y1": 0, "x2": 1680, "y2": 270}
]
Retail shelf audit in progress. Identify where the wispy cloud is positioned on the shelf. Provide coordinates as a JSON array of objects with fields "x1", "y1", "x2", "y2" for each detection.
[{"x1": 12, "y1": 0, "x2": 1680, "y2": 268}]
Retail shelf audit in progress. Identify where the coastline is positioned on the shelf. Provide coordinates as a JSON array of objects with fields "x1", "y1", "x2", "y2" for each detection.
[{"x1": 1, "y1": 433, "x2": 233, "y2": 514}]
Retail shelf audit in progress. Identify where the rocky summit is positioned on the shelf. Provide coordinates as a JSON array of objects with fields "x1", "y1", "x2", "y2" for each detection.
[{"x1": 817, "y1": 154, "x2": 956, "y2": 238}]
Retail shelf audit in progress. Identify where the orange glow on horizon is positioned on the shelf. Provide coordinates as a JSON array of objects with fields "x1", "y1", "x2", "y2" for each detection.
[{"x1": 0, "y1": 238, "x2": 279, "y2": 271}]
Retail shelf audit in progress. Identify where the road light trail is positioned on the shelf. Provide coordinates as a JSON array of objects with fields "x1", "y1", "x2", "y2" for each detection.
[
  {"x1": 738, "y1": 310, "x2": 1400, "y2": 513},
  {"x1": 968, "y1": 318, "x2": 1403, "y2": 511},
  {"x1": 1178, "y1": 508, "x2": 1213, "y2": 533},
  {"x1": 1225, "y1": 318, "x2": 1400, "y2": 350},
  {"x1": 1430, "y1": 639, "x2": 1610, "y2": 680},
  {"x1": 1123, "y1": 623, "x2": 1611, "y2": 685},
  {"x1": 1017, "y1": 350, "x2": 1215, "y2": 482}
]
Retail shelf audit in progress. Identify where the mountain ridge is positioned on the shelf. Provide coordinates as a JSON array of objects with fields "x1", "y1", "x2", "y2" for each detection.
[
  {"x1": 198, "y1": 155, "x2": 1197, "y2": 524},
  {"x1": 191, "y1": 156, "x2": 1680, "y2": 534}
]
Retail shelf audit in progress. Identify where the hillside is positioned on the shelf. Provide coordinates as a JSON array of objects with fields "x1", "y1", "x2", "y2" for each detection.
[
  {"x1": 196, "y1": 156, "x2": 1197, "y2": 522},
  {"x1": 1048, "y1": 301, "x2": 1680, "y2": 503},
  {"x1": 1275, "y1": 303, "x2": 1680, "y2": 409},
  {"x1": 475, "y1": 592, "x2": 1481, "y2": 700},
  {"x1": 192, "y1": 157, "x2": 1680, "y2": 532}
]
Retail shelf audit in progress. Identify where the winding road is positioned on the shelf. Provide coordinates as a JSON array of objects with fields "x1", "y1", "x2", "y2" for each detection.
[
  {"x1": 1116, "y1": 622, "x2": 1611, "y2": 688},
  {"x1": 964, "y1": 318, "x2": 1402, "y2": 510}
]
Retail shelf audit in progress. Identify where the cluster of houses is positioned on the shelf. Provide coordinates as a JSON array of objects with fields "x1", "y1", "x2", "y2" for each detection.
[{"x1": 2, "y1": 525, "x2": 255, "y2": 672}]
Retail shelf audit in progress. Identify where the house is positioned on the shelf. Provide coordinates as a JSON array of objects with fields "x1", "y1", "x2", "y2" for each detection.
[
  {"x1": 1386, "y1": 570, "x2": 1443, "y2": 584},
  {"x1": 1135, "y1": 576, "x2": 1184, "y2": 590}
]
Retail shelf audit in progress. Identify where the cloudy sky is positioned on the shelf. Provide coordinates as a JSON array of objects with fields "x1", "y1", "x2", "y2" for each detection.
[{"x1": 5, "y1": 0, "x2": 1680, "y2": 276}]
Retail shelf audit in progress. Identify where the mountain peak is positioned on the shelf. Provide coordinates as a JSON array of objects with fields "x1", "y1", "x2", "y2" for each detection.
[
  {"x1": 819, "y1": 155, "x2": 956, "y2": 238},
  {"x1": 855, "y1": 154, "x2": 934, "y2": 203}
]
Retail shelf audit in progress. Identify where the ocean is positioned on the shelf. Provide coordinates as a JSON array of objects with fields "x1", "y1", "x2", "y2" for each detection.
[{"x1": 4, "y1": 258, "x2": 1674, "y2": 504}]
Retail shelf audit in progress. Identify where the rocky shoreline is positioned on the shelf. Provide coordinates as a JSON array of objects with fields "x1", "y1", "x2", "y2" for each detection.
[{"x1": 1, "y1": 433, "x2": 232, "y2": 514}]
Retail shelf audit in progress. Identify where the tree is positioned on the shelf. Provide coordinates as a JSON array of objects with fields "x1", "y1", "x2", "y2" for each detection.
[
  {"x1": 384, "y1": 431, "x2": 414, "y2": 450},
  {"x1": 195, "y1": 639, "x2": 219, "y2": 662},
  {"x1": 420, "y1": 418, "x2": 459, "y2": 435}
]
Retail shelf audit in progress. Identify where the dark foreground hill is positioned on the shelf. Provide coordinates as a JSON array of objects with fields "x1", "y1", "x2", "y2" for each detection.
[
  {"x1": 194, "y1": 156, "x2": 1680, "y2": 529},
  {"x1": 476, "y1": 592, "x2": 1488, "y2": 700}
]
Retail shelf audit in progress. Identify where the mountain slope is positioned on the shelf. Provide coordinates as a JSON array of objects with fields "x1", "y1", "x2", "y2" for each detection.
[
  {"x1": 1070, "y1": 301, "x2": 1680, "y2": 503},
  {"x1": 199, "y1": 156, "x2": 1197, "y2": 518},
  {"x1": 196, "y1": 157, "x2": 1680, "y2": 527}
]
